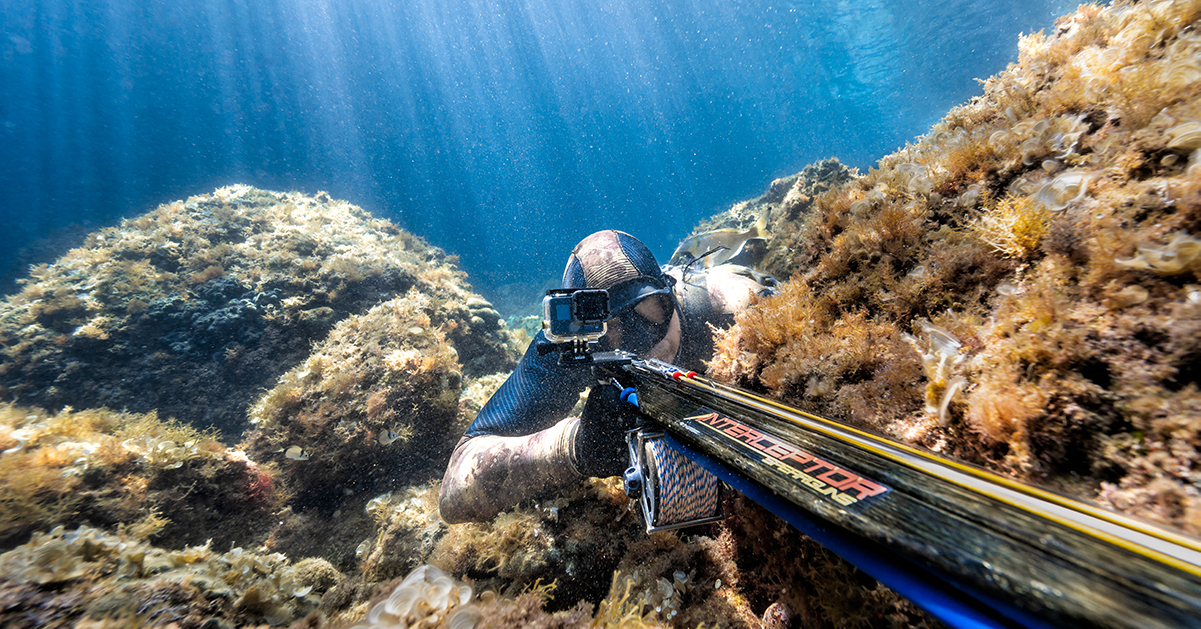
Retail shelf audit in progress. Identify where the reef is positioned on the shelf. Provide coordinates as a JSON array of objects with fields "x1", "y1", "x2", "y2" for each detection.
[
  {"x1": 352, "y1": 476, "x2": 648, "y2": 610},
  {"x1": 0, "y1": 185, "x2": 519, "y2": 439},
  {"x1": 0, "y1": 403, "x2": 277, "y2": 553},
  {"x1": 710, "y1": 0, "x2": 1201, "y2": 536},
  {"x1": 0, "y1": 186, "x2": 535, "y2": 627},
  {"x1": 243, "y1": 290, "x2": 482, "y2": 564},
  {"x1": 245, "y1": 289, "x2": 465, "y2": 505},
  {"x1": 0, "y1": 524, "x2": 339, "y2": 627}
]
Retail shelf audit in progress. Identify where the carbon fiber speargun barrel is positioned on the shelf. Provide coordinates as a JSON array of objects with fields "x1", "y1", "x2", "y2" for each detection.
[{"x1": 600, "y1": 357, "x2": 1201, "y2": 629}]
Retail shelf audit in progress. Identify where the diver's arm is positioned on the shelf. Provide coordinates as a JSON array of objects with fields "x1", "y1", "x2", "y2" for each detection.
[
  {"x1": 439, "y1": 418, "x2": 581, "y2": 523},
  {"x1": 439, "y1": 331, "x2": 591, "y2": 523}
]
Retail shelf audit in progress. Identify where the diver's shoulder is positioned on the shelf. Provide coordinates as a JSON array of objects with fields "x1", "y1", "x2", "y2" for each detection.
[{"x1": 664, "y1": 263, "x2": 777, "y2": 314}]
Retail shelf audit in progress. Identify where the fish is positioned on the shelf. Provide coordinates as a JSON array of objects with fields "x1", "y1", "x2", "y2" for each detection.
[
  {"x1": 668, "y1": 213, "x2": 768, "y2": 269},
  {"x1": 710, "y1": 263, "x2": 780, "y2": 289},
  {"x1": 378, "y1": 429, "x2": 404, "y2": 446},
  {"x1": 284, "y1": 445, "x2": 311, "y2": 461}
]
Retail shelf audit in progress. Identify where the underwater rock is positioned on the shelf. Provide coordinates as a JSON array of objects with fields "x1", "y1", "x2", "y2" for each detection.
[
  {"x1": 243, "y1": 286, "x2": 523, "y2": 568},
  {"x1": 459, "y1": 373, "x2": 510, "y2": 435},
  {"x1": 293, "y1": 556, "x2": 343, "y2": 593},
  {"x1": 357, "y1": 484, "x2": 447, "y2": 584},
  {"x1": 244, "y1": 289, "x2": 466, "y2": 526},
  {"x1": 604, "y1": 529, "x2": 756, "y2": 627},
  {"x1": 427, "y1": 477, "x2": 646, "y2": 607},
  {"x1": 0, "y1": 403, "x2": 276, "y2": 552},
  {"x1": 0, "y1": 524, "x2": 326, "y2": 627},
  {"x1": 0, "y1": 185, "x2": 520, "y2": 439},
  {"x1": 326, "y1": 478, "x2": 677, "y2": 626},
  {"x1": 710, "y1": 0, "x2": 1201, "y2": 536}
]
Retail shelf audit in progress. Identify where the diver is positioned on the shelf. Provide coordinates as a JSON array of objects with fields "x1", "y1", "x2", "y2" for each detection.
[{"x1": 439, "y1": 229, "x2": 772, "y2": 523}]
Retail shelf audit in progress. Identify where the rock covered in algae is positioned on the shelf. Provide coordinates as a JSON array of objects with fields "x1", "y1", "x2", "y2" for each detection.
[
  {"x1": 240, "y1": 288, "x2": 486, "y2": 566},
  {"x1": 354, "y1": 476, "x2": 647, "y2": 607},
  {"x1": 0, "y1": 185, "x2": 520, "y2": 438},
  {"x1": 0, "y1": 524, "x2": 338, "y2": 627},
  {"x1": 245, "y1": 288, "x2": 465, "y2": 508},
  {"x1": 710, "y1": 0, "x2": 1201, "y2": 536},
  {"x1": 0, "y1": 403, "x2": 277, "y2": 553},
  {"x1": 352, "y1": 477, "x2": 728, "y2": 628}
]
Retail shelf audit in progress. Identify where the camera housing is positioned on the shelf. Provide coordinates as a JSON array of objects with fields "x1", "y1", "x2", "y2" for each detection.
[{"x1": 542, "y1": 288, "x2": 609, "y2": 342}]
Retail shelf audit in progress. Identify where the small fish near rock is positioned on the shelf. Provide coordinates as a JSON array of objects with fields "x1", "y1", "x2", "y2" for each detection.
[
  {"x1": 378, "y1": 429, "x2": 405, "y2": 446},
  {"x1": 284, "y1": 445, "x2": 311, "y2": 461},
  {"x1": 669, "y1": 214, "x2": 769, "y2": 269}
]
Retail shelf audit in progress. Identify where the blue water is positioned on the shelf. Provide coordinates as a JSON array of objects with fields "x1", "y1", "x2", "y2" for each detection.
[{"x1": 0, "y1": 0, "x2": 1078, "y2": 309}]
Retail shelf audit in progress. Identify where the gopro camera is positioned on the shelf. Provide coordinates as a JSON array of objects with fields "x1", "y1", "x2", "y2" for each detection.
[{"x1": 542, "y1": 288, "x2": 609, "y2": 342}]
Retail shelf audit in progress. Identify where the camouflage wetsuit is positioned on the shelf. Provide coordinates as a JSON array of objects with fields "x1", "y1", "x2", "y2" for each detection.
[{"x1": 439, "y1": 262, "x2": 765, "y2": 523}]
